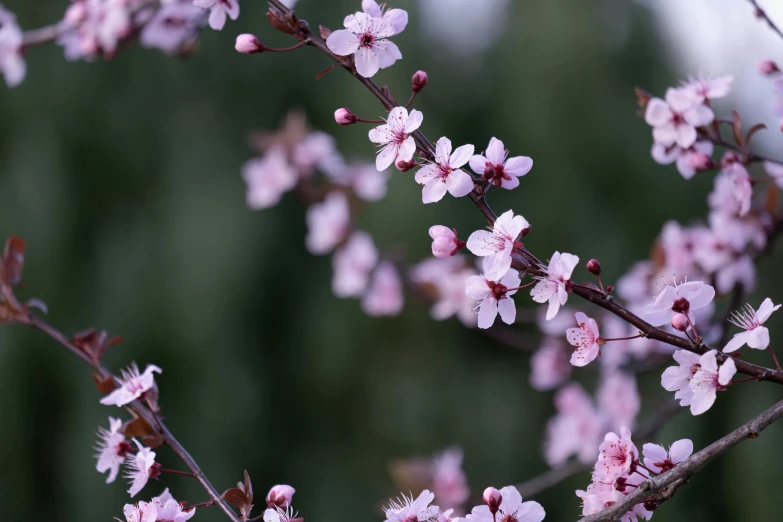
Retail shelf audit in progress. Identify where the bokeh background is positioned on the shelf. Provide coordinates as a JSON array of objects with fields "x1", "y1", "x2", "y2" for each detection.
[{"x1": 2, "y1": 0, "x2": 783, "y2": 520}]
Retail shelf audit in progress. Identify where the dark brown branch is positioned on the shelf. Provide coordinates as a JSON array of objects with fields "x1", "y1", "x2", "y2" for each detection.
[
  {"x1": 26, "y1": 316, "x2": 241, "y2": 522},
  {"x1": 578, "y1": 398, "x2": 783, "y2": 521},
  {"x1": 748, "y1": 0, "x2": 783, "y2": 42}
]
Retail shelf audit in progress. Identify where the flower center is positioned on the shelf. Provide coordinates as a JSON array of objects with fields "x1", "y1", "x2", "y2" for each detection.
[
  {"x1": 487, "y1": 281, "x2": 508, "y2": 300},
  {"x1": 360, "y1": 32, "x2": 375, "y2": 48},
  {"x1": 483, "y1": 162, "x2": 511, "y2": 186},
  {"x1": 672, "y1": 112, "x2": 685, "y2": 125}
]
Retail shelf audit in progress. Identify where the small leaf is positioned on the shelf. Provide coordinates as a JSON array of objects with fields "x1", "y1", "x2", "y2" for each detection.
[
  {"x1": 222, "y1": 488, "x2": 249, "y2": 508},
  {"x1": 765, "y1": 182, "x2": 779, "y2": 216},
  {"x1": 141, "y1": 433, "x2": 165, "y2": 449},
  {"x1": 266, "y1": 10, "x2": 298, "y2": 36},
  {"x1": 634, "y1": 87, "x2": 652, "y2": 111},
  {"x1": 243, "y1": 470, "x2": 254, "y2": 503},
  {"x1": 745, "y1": 122, "x2": 767, "y2": 144},
  {"x1": 1, "y1": 236, "x2": 26, "y2": 287},
  {"x1": 731, "y1": 110, "x2": 744, "y2": 147},
  {"x1": 122, "y1": 416, "x2": 157, "y2": 437},
  {"x1": 94, "y1": 373, "x2": 118, "y2": 395},
  {"x1": 319, "y1": 25, "x2": 332, "y2": 40}
]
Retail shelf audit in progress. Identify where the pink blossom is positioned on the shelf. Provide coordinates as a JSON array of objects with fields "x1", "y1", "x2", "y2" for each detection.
[
  {"x1": 384, "y1": 490, "x2": 439, "y2": 522},
  {"x1": 235, "y1": 33, "x2": 262, "y2": 54},
  {"x1": 759, "y1": 59, "x2": 779, "y2": 75},
  {"x1": 651, "y1": 140, "x2": 713, "y2": 180},
  {"x1": 566, "y1": 312, "x2": 603, "y2": 367},
  {"x1": 332, "y1": 231, "x2": 378, "y2": 297},
  {"x1": 100, "y1": 363, "x2": 162, "y2": 407},
  {"x1": 139, "y1": 2, "x2": 204, "y2": 55},
  {"x1": 267, "y1": 484, "x2": 296, "y2": 509},
  {"x1": 530, "y1": 251, "x2": 580, "y2": 321},
  {"x1": 681, "y1": 74, "x2": 733, "y2": 103},
  {"x1": 544, "y1": 384, "x2": 603, "y2": 466},
  {"x1": 467, "y1": 485, "x2": 545, "y2": 522},
  {"x1": 466, "y1": 210, "x2": 530, "y2": 281},
  {"x1": 468, "y1": 137, "x2": 533, "y2": 190},
  {"x1": 412, "y1": 259, "x2": 477, "y2": 327},
  {"x1": 361, "y1": 261, "x2": 404, "y2": 316},
  {"x1": 763, "y1": 160, "x2": 783, "y2": 189},
  {"x1": 615, "y1": 261, "x2": 655, "y2": 305},
  {"x1": 362, "y1": 0, "x2": 408, "y2": 35},
  {"x1": 321, "y1": 157, "x2": 390, "y2": 201},
  {"x1": 125, "y1": 440, "x2": 159, "y2": 497},
  {"x1": 412, "y1": 70, "x2": 428, "y2": 93},
  {"x1": 642, "y1": 439, "x2": 693, "y2": 473},
  {"x1": 689, "y1": 350, "x2": 736, "y2": 415},
  {"x1": 661, "y1": 349, "x2": 702, "y2": 407},
  {"x1": 193, "y1": 0, "x2": 239, "y2": 31},
  {"x1": 123, "y1": 501, "x2": 158, "y2": 522},
  {"x1": 305, "y1": 191, "x2": 350, "y2": 254},
  {"x1": 326, "y1": 12, "x2": 402, "y2": 78},
  {"x1": 95, "y1": 417, "x2": 132, "y2": 484},
  {"x1": 644, "y1": 87, "x2": 714, "y2": 148},
  {"x1": 641, "y1": 280, "x2": 715, "y2": 327},
  {"x1": 594, "y1": 427, "x2": 638, "y2": 480},
  {"x1": 432, "y1": 448, "x2": 469, "y2": 510},
  {"x1": 415, "y1": 137, "x2": 475, "y2": 203},
  {"x1": 724, "y1": 298, "x2": 781, "y2": 353},
  {"x1": 529, "y1": 338, "x2": 571, "y2": 391},
  {"x1": 58, "y1": 0, "x2": 133, "y2": 61},
  {"x1": 334, "y1": 108, "x2": 358, "y2": 125},
  {"x1": 0, "y1": 7, "x2": 25, "y2": 87},
  {"x1": 465, "y1": 269, "x2": 521, "y2": 329},
  {"x1": 368, "y1": 107, "x2": 423, "y2": 170},
  {"x1": 429, "y1": 226, "x2": 463, "y2": 258},
  {"x1": 263, "y1": 506, "x2": 300, "y2": 522},
  {"x1": 242, "y1": 148, "x2": 299, "y2": 209},
  {"x1": 151, "y1": 488, "x2": 196, "y2": 522},
  {"x1": 292, "y1": 131, "x2": 337, "y2": 174},
  {"x1": 597, "y1": 372, "x2": 640, "y2": 430},
  {"x1": 725, "y1": 163, "x2": 752, "y2": 217}
]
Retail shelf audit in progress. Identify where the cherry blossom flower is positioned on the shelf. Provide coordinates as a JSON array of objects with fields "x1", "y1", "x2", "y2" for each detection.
[
  {"x1": 566, "y1": 312, "x2": 603, "y2": 367},
  {"x1": 139, "y1": 1, "x2": 204, "y2": 55},
  {"x1": 467, "y1": 485, "x2": 545, "y2": 522},
  {"x1": 100, "y1": 363, "x2": 162, "y2": 407},
  {"x1": 414, "y1": 137, "x2": 475, "y2": 203},
  {"x1": 266, "y1": 485, "x2": 296, "y2": 509},
  {"x1": 123, "y1": 501, "x2": 158, "y2": 522},
  {"x1": 465, "y1": 269, "x2": 521, "y2": 329},
  {"x1": 594, "y1": 427, "x2": 638, "y2": 480},
  {"x1": 362, "y1": 0, "x2": 408, "y2": 35},
  {"x1": 151, "y1": 488, "x2": 196, "y2": 522},
  {"x1": 641, "y1": 280, "x2": 715, "y2": 328},
  {"x1": 0, "y1": 7, "x2": 25, "y2": 87},
  {"x1": 644, "y1": 87, "x2": 714, "y2": 148},
  {"x1": 305, "y1": 191, "x2": 351, "y2": 255},
  {"x1": 411, "y1": 259, "x2": 477, "y2": 327},
  {"x1": 651, "y1": 140, "x2": 713, "y2": 180},
  {"x1": 435, "y1": 509, "x2": 454, "y2": 522},
  {"x1": 242, "y1": 148, "x2": 299, "y2": 210},
  {"x1": 321, "y1": 156, "x2": 390, "y2": 201},
  {"x1": 384, "y1": 490, "x2": 439, "y2": 522},
  {"x1": 466, "y1": 210, "x2": 530, "y2": 281},
  {"x1": 431, "y1": 448, "x2": 469, "y2": 510},
  {"x1": 544, "y1": 384, "x2": 604, "y2": 466},
  {"x1": 58, "y1": 0, "x2": 133, "y2": 60},
  {"x1": 332, "y1": 231, "x2": 378, "y2": 297},
  {"x1": 263, "y1": 506, "x2": 300, "y2": 522},
  {"x1": 429, "y1": 226, "x2": 464, "y2": 258},
  {"x1": 235, "y1": 33, "x2": 263, "y2": 54},
  {"x1": 529, "y1": 338, "x2": 571, "y2": 391},
  {"x1": 723, "y1": 298, "x2": 780, "y2": 353},
  {"x1": 326, "y1": 12, "x2": 402, "y2": 78},
  {"x1": 724, "y1": 163, "x2": 752, "y2": 217},
  {"x1": 193, "y1": 0, "x2": 239, "y2": 31},
  {"x1": 689, "y1": 350, "x2": 736, "y2": 415},
  {"x1": 468, "y1": 137, "x2": 533, "y2": 190},
  {"x1": 95, "y1": 416, "x2": 132, "y2": 483},
  {"x1": 597, "y1": 372, "x2": 640, "y2": 431},
  {"x1": 661, "y1": 349, "x2": 702, "y2": 407},
  {"x1": 361, "y1": 261, "x2": 404, "y2": 316},
  {"x1": 530, "y1": 251, "x2": 580, "y2": 321},
  {"x1": 368, "y1": 107, "x2": 423, "y2": 170},
  {"x1": 125, "y1": 441, "x2": 159, "y2": 497},
  {"x1": 681, "y1": 74, "x2": 733, "y2": 103},
  {"x1": 642, "y1": 439, "x2": 693, "y2": 473},
  {"x1": 292, "y1": 131, "x2": 337, "y2": 175}
]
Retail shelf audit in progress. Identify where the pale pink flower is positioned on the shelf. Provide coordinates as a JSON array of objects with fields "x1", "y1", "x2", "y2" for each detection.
[
  {"x1": 292, "y1": 131, "x2": 337, "y2": 175},
  {"x1": 661, "y1": 349, "x2": 702, "y2": 407},
  {"x1": 361, "y1": 261, "x2": 404, "y2": 316},
  {"x1": 681, "y1": 74, "x2": 733, "y2": 103},
  {"x1": 332, "y1": 231, "x2": 378, "y2": 297},
  {"x1": 95, "y1": 416, "x2": 131, "y2": 483},
  {"x1": 321, "y1": 156, "x2": 390, "y2": 201},
  {"x1": 466, "y1": 210, "x2": 530, "y2": 281},
  {"x1": 242, "y1": 148, "x2": 299, "y2": 209},
  {"x1": 263, "y1": 506, "x2": 299, "y2": 522},
  {"x1": 725, "y1": 163, "x2": 752, "y2": 217},
  {"x1": 58, "y1": 0, "x2": 133, "y2": 60},
  {"x1": 326, "y1": 12, "x2": 402, "y2": 78},
  {"x1": 529, "y1": 338, "x2": 571, "y2": 391},
  {"x1": 465, "y1": 269, "x2": 521, "y2": 329},
  {"x1": 642, "y1": 439, "x2": 693, "y2": 473},
  {"x1": 193, "y1": 0, "x2": 239, "y2": 30},
  {"x1": 530, "y1": 251, "x2": 580, "y2": 321},
  {"x1": 594, "y1": 427, "x2": 637, "y2": 480},
  {"x1": 413, "y1": 261, "x2": 477, "y2": 327},
  {"x1": 764, "y1": 160, "x2": 783, "y2": 189},
  {"x1": 384, "y1": 490, "x2": 439, "y2": 522},
  {"x1": 651, "y1": 140, "x2": 713, "y2": 180},
  {"x1": 305, "y1": 191, "x2": 350, "y2": 255},
  {"x1": 140, "y1": 2, "x2": 203, "y2": 55},
  {"x1": 597, "y1": 372, "x2": 640, "y2": 430},
  {"x1": 468, "y1": 485, "x2": 545, "y2": 522},
  {"x1": 641, "y1": 280, "x2": 715, "y2": 327},
  {"x1": 267, "y1": 485, "x2": 296, "y2": 509},
  {"x1": 414, "y1": 137, "x2": 475, "y2": 203},
  {"x1": 368, "y1": 107, "x2": 423, "y2": 170},
  {"x1": 429, "y1": 226, "x2": 463, "y2": 258},
  {"x1": 123, "y1": 501, "x2": 158, "y2": 522},
  {"x1": 689, "y1": 350, "x2": 736, "y2": 415},
  {"x1": 468, "y1": 137, "x2": 533, "y2": 190},
  {"x1": 644, "y1": 87, "x2": 714, "y2": 148},
  {"x1": 708, "y1": 170, "x2": 743, "y2": 215},
  {"x1": 715, "y1": 255, "x2": 755, "y2": 295},
  {"x1": 615, "y1": 261, "x2": 655, "y2": 305},
  {"x1": 0, "y1": 7, "x2": 25, "y2": 87},
  {"x1": 432, "y1": 448, "x2": 469, "y2": 510},
  {"x1": 544, "y1": 384, "x2": 603, "y2": 466},
  {"x1": 100, "y1": 363, "x2": 162, "y2": 407},
  {"x1": 362, "y1": 0, "x2": 408, "y2": 34},
  {"x1": 152, "y1": 488, "x2": 196, "y2": 522},
  {"x1": 566, "y1": 312, "x2": 603, "y2": 367},
  {"x1": 125, "y1": 440, "x2": 159, "y2": 497},
  {"x1": 724, "y1": 298, "x2": 781, "y2": 353}
]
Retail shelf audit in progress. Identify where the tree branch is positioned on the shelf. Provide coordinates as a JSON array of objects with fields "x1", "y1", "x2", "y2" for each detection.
[{"x1": 748, "y1": 0, "x2": 783, "y2": 42}]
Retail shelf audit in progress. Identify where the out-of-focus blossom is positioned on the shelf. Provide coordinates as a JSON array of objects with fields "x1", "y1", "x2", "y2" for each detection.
[
  {"x1": 362, "y1": 0, "x2": 408, "y2": 34},
  {"x1": 465, "y1": 269, "x2": 521, "y2": 329},
  {"x1": 681, "y1": 74, "x2": 732, "y2": 103},
  {"x1": 689, "y1": 350, "x2": 736, "y2": 415},
  {"x1": 361, "y1": 261, "x2": 404, "y2": 316},
  {"x1": 292, "y1": 131, "x2": 337, "y2": 175},
  {"x1": 531, "y1": 251, "x2": 579, "y2": 321},
  {"x1": 724, "y1": 298, "x2": 780, "y2": 353},
  {"x1": 530, "y1": 338, "x2": 571, "y2": 391},
  {"x1": 326, "y1": 12, "x2": 402, "y2": 78},
  {"x1": 368, "y1": 107, "x2": 423, "y2": 170},
  {"x1": 643, "y1": 439, "x2": 693, "y2": 473},
  {"x1": 651, "y1": 140, "x2": 713, "y2": 180},
  {"x1": 566, "y1": 312, "x2": 602, "y2": 367},
  {"x1": 763, "y1": 160, "x2": 783, "y2": 189},
  {"x1": 466, "y1": 210, "x2": 530, "y2": 281},
  {"x1": 431, "y1": 448, "x2": 469, "y2": 510},
  {"x1": 468, "y1": 137, "x2": 533, "y2": 190},
  {"x1": 305, "y1": 191, "x2": 350, "y2": 255},
  {"x1": 100, "y1": 363, "x2": 162, "y2": 407},
  {"x1": 332, "y1": 231, "x2": 378, "y2": 297},
  {"x1": 0, "y1": 7, "x2": 25, "y2": 87},
  {"x1": 242, "y1": 148, "x2": 299, "y2": 210},
  {"x1": 58, "y1": 0, "x2": 133, "y2": 61},
  {"x1": 411, "y1": 258, "x2": 477, "y2": 327},
  {"x1": 140, "y1": 1, "x2": 204, "y2": 55},
  {"x1": 193, "y1": 0, "x2": 239, "y2": 30},
  {"x1": 596, "y1": 372, "x2": 640, "y2": 430},
  {"x1": 544, "y1": 384, "x2": 604, "y2": 466},
  {"x1": 725, "y1": 163, "x2": 752, "y2": 217},
  {"x1": 95, "y1": 417, "x2": 132, "y2": 484},
  {"x1": 644, "y1": 87, "x2": 713, "y2": 148},
  {"x1": 414, "y1": 137, "x2": 475, "y2": 203}
]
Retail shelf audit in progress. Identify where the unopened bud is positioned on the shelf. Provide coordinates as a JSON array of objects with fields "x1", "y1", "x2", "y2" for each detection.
[
  {"x1": 334, "y1": 108, "x2": 358, "y2": 125},
  {"x1": 235, "y1": 34, "x2": 263, "y2": 54},
  {"x1": 395, "y1": 158, "x2": 416, "y2": 172},
  {"x1": 267, "y1": 484, "x2": 296, "y2": 509},
  {"x1": 482, "y1": 487, "x2": 502, "y2": 514},
  {"x1": 720, "y1": 150, "x2": 740, "y2": 169},
  {"x1": 686, "y1": 152, "x2": 714, "y2": 172},
  {"x1": 606, "y1": 284, "x2": 614, "y2": 294},
  {"x1": 759, "y1": 59, "x2": 780, "y2": 76},
  {"x1": 412, "y1": 70, "x2": 429, "y2": 93},
  {"x1": 672, "y1": 313, "x2": 689, "y2": 332},
  {"x1": 586, "y1": 259, "x2": 602, "y2": 276}
]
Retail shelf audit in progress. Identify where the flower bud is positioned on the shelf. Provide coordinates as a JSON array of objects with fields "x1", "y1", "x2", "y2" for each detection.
[
  {"x1": 412, "y1": 70, "x2": 429, "y2": 93},
  {"x1": 671, "y1": 313, "x2": 689, "y2": 331},
  {"x1": 606, "y1": 285, "x2": 614, "y2": 294},
  {"x1": 235, "y1": 34, "x2": 263, "y2": 54},
  {"x1": 395, "y1": 158, "x2": 416, "y2": 172},
  {"x1": 483, "y1": 487, "x2": 502, "y2": 514},
  {"x1": 334, "y1": 108, "x2": 358, "y2": 125},
  {"x1": 586, "y1": 259, "x2": 601, "y2": 276},
  {"x1": 759, "y1": 59, "x2": 779, "y2": 75},
  {"x1": 267, "y1": 484, "x2": 296, "y2": 509},
  {"x1": 685, "y1": 151, "x2": 714, "y2": 172},
  {"x1": 429, "y1": 225, "x2": 463, "y2": 258},
  {"x1": 720, "y1": 150, "x2": 740, "y2": 170}
]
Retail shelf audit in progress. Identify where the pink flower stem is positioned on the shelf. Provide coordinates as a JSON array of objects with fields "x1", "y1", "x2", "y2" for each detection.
[
  {"x1": 504, "y1": 281, "x2": 538, "y2": 292},
  {"x1": 159, "y1": 468, "x2": 199, "y2": 478},
  {"x1": 731, "y1": 376, "x2": 763, "y2": 384},
  {"x1": 636, "y1": 462, "x2": 659, "y2": 476},
  {"x1": 602, "y1": 333, "x2": 644, "y2": 343},
  {"x1": 596, "y1": 274, "x2": 606, "y2": 295},
  {"x1": 405, "y1": 91, "x2": 417, "y2": 108},
  {"x1": 188, "y1": 500, "x2": 216, "y2": 509},
  {"x1": 683, "y1": 314, "x2": 702, "y2": 342},
  {"x1": 769, "y1": 346, "x2": 782, "y2": 372},
  {"x1": 262, "y1": 41, "x2": 308, "y2": 53},
  {"x1": 356, "y1": 117, "x2": 385, "y2": 124}
]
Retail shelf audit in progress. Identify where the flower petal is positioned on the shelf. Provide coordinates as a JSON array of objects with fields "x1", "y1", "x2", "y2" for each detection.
[{"x1": 326, "y1": 29, "x2": 360, "y2": 55}]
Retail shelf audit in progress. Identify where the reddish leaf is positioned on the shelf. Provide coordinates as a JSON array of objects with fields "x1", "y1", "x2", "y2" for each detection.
[
  {"x1": 266, "y1": 9, "x2": 298, "y2": 36},
  {"x1": 731, "y1": 110, "x2": 744, "y2": 147},
  {"x1": 1, "y1": 236, "x2": 26, "y2": 287},
  {"x1": 243, "y1": 470, "x2": 254, "y2": 503},
  {"x1": 319, "y1": 25, "x2": 332, "y2": 40},
  {"x1": 122, "y1": 416, "x2": 157, "y2": 438},
  {"x1": 142, "y1": 433, "x2": 165, "y2": 449},
  {"x1": 94, "y1": 373, "x2": 118, "y2": 395},
  {"x1": 634, "y1": 87, "x2": 652, "y2": 111},
  {"x1": 745, "y1": 123, "x2": 767, "y2": 145},
  {"x1": 223, "y1": 488, "x2": 250, "y2": 508},
  {"x1": 765, "y1": 183, "x2": 779, "y2": 216}
]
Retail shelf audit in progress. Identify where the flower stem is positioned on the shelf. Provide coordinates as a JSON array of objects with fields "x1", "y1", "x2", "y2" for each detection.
[
  {"x1": 405, "y1": 91, "x2": 417, "y2": 108},
  {"x1": 159, "y1": 468, "x2": 199, "y2": 478},
  {"x1": 602, "y1": 333, "x2": 644, "y2": 343},
  {"x1": 769, "y1": 346, "x2": 782, "y2": 372},
  {"x1": 188, "y1": 500, "x2": 216, "y2": 509},
  {"x1": 263, "y1": 41, "x2": 308, "y2": 53}
]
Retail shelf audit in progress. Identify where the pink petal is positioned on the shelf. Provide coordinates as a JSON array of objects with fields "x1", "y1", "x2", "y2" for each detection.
[
  {"x1": 354, "y1": 47, "x2": 380, "y2": 78},
  {"x1": 404, "y1": 109, "x2": 424, "y2": 133},
  {"x1": 326, "y1": 29, "x2": 360, "y2": 56},
  {"x1": 477, "y1": 298, "x2": 499, "y2": 329},
  {"x1": 485, "y1": 137, "x2": 506, "y2": 165},
  {"x1": 644, "y1": 98, "x2": 673, "y2": 126},
  {"x1": 446, "y1": 169, "x2": 475, "y2": 198},
  {"x1": 668, "y1": 439, "x2": 693, "y2": 463},
  {"x1": 449, "y1": 143, "x2": 475, "y2": 168},
  {"x1": 503, "y1": 156, "x2": 533, "y2": 177},
  {"x1": 434, "y1": 137, "x2": 452, "y2": 165},
  {"x1": 422, "y1": 180, "x2": 448, "y2": 203},
  {"x1": 208, "y1": 6, "x2": 227, "y2": 30},
  {"x1": 469, "y1": 154, "x2": 488, "y2": 175},
  {"x1": 375, "y1": 39, "x2": 401, "y2": 68},
  {"x1": 497, "y1": 298, "x2": 517, "y2": 325},
  {"x1": 397, "y1": 136, "x2": 417, "y2": 162},
  {"x1": 376, "y1": 144, "x2": 398, "y2": 171}
]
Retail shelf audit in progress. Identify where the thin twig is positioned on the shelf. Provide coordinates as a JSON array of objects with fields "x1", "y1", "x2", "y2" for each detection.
[{"x1": 748, "y1": 0, "x2": 783, "y2": 42}]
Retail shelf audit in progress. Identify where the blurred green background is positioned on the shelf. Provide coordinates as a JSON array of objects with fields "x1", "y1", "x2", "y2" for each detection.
[{"x1": 1, "y1": 0, "x2": 783, "y2": 520}]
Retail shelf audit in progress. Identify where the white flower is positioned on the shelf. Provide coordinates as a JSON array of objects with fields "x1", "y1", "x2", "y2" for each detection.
[
  {"x1": 643, "y1": 439, "x2": 693, "y2": 473},
  {"x1": 125, "y1": 440, "x2": 158, "y2": 497},
  {"x1": 100, "y1": 363, "x2": 162, "y2": 407},
  {"x1": 661, "y1": 349, "x2": 702, "y2": 407},
  {"x1": 724, "y1": 298, "x2": 781, "y2": 353},
  {"x1": 465, "y1": 269, "x2": 521, "y2": 329},
  {"x1": 530, "y1": 251, "x2": 579, "y2": 321},
  {"x1": 689, "y1": 350, "x2": 736, "y2": 415},
  {"x1": 466, "y1": 210, "x2": 530, "y2": 281},
  {"x1": 368, "y1": 107, "x2": 423, "y2": 171},
  {"x1": 467, "y1": 485, "x2": 545, "y2": 522},
  {"x1": 193, "y1": 0, "x2": 239, "y2": 31},
  {"x1": 326, "y1": 12, "x2": 402, "y2": 78},
  {"x1": 468, "y1": 137, "x2": 533, "y2": 190},
  {"x1": 644, "y1": 87, "x2": 714, "y2": 148},
  {"x1": 566, "y1": 312, "x2": 602, "y2": 367},
  {"x1": 414, "y1": 137, "x2": 475, "y2": 203},
  {"x1": 95, "y1": 416, "x2": 130, "y2": 483}
]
